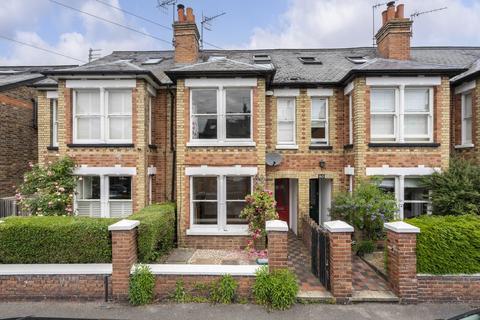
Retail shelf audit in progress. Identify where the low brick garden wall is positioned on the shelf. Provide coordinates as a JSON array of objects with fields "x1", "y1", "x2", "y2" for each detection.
[{"x1": 417, "y1": 274, "x2": 480, "y2": 303}]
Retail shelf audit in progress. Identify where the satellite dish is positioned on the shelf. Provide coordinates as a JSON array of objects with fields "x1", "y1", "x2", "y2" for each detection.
[{"x1": 266, "y1": 153, "x2": 282, "y2": 166}]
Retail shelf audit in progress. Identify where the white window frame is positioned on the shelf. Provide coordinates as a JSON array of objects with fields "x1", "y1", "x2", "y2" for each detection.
[
  {"x1": 74, "y1": 174, "x2": 133, "y2": 218},
  {"x1": 276, "y1": 97, "x2": 297, "y2": 148},
  {"x1": 51, "y1": 98, "x2": 58, "y2": 147},
  {"x1": 370, "y1": 85, "x2": 434, "y2": 143},
  {"x1": 189, "y1": 86, "x2": 254, "y2": 146},
  {"x1": 187, "y1": 168, "x2": 255, "y2": 235},
  {"x1": 461, "y1": 91, "x2": 473, "y2": 146},
  {"x1": 310, "y1": 97, "x2": 329, "y2": 145},
  {"x1": 72, "y1": 87, "x2": 133, "y2": 144}
]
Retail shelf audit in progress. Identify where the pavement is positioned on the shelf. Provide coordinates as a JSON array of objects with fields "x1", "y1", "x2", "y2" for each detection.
[{"x1": 0, "y1": 302, "x2": 478, "y2": 320}]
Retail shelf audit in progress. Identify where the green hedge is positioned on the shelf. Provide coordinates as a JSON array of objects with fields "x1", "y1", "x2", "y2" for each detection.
[
  {"x1": 408, "y1": 215, "x2": 480, "y2": 274},
  {"x1": 0, "y1": 216, "x2": 118, "y2": 263},
  {"x1": 130, "y1": 203, "x2": 176, "y2": 263}
]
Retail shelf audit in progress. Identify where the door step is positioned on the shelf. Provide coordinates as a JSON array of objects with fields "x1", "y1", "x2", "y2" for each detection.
[
  {"x1": 350, "y1": 290, "x2": 399, "y2": 303},
  {"x1": 297, "y1": 290, "x2": 334, "y2": 303}
]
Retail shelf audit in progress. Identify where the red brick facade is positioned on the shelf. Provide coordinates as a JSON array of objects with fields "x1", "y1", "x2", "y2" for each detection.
[{"x1": 417, "y1": 275, "x2": 480, "y2": 303}]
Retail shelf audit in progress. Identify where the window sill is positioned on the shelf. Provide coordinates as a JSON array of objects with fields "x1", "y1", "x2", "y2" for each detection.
[
  {"x1": 187, "y1": 141, "x2": 256, "y2": 148},
  {"x1": 368, "y1": 143, "x2": 440, "y2": 148},
  {"x1": 148, "y1": 144, "x2": 158, "y2": 149},
  {"x1": 344, "y1": 144, "x2": 354, "y2": 149},
  {"x1": 47, "y1": 146, "x2": 59, "y2": 151},
  {"x1": 186, "y1": 228, "x2": 249, "y2": 236},
  {"x1": 455, "y1": 144, "x2": 474, "y2": 149},
  {"x1": 309, "y1": 145, "x2": 333, "y2": 150},
  {"x1": 276, "y1": 145, "x2": 298, "y2": 150},
  {"x1": 67, "y1": 143, "x2": 135, "y2": 148}
]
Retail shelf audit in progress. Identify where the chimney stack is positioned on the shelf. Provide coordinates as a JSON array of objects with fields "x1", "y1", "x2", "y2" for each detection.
[
  {"x1": 375, "y1": 2, "x2": 412, "y2": 60},
  {"x1": 173, "y1": 4, "x2": 200, "y2": 64}
]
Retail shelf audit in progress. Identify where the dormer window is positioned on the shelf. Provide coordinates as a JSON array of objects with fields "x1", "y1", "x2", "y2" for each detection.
[
  {"x1": 253, "y1": 54, "x2": 271, "y2": 63},
  {"x1": 299, "y1": 57, "x2": 322, "y2": 64},
  {"x1": 346, "y1": 56, "x2": 368, "y2": 64},
  {"x1": 208, "y1": 56, "x2": 226, "y2": 62},
  {"x1": 142, "y1": 58, "x2": 163, "y2": 65}
]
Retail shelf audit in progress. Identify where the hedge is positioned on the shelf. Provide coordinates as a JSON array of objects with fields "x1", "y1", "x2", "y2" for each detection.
[
  {"x1": 0, "y1": 216, "x2": 118, "y2": 263},
  {"x1": 130, "y1": 203, "x2": 176, "y2": 263},
  {"x1": 408, "y1": 215, "x2": 480, "y2": 274}
]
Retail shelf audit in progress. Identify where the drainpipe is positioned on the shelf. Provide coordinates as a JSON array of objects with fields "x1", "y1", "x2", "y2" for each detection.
[{"x1": 167, "y1": 86, "x2": 177, "y2": 244}]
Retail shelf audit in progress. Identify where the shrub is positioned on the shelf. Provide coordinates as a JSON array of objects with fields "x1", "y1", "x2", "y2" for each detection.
[
  {"x1": 209, "y1": 274, "x2": 238, "y2": 304},
  {"x1": 354, "y1": 240, "x2": 375, "y2": 257},
  {"x1": 330, "y1": 178, "x2": 397, "y2": 240},
  {"x1": 170, "y1": 280, "x2": 189, "y2": 303},
  {"x1": 421, "y1": 158, "x2": 480, "y2": 216},
  {"x1": 0, "y1": 216, "x2": 116, "y2": 263},
  {"x1": 16, "y1": 156, "x2": 77, "y2": 216},
  {"x1": 408, "y1": 215, "x2": 480, "y2": 274},
  {"x1": 130, "y1": 203, "x2": 175, "y2": 262},
  {"x1": 129, "y1": 264, "x2": 156, "y2": 306},
  {"x1": 253, "y1": 266, "x2": 299, "y2": 310}
]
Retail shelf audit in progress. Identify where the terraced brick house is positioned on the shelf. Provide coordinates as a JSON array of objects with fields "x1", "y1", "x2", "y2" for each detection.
[{"x1": 35, "y1": 3, "x2": 480, "y2": 248}]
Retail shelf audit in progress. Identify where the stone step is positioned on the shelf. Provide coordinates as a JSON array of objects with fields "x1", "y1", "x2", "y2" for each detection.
[
  {"x1": 350, "y1": 290, "x2": 399, "y2": 303},
  {"x1": 297, "y1": 290, "x2": 335, "y2": 303}
]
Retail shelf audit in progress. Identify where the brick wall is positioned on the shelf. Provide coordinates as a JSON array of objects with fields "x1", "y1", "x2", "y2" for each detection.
[
  {"x1": 417, "y1": 275, "x2": 480, "y2": 303},
  {"x1": 0, "y1": 274, "x2": 110, "y2": 301},
  {"x1": 0, "y1": 86, "x2": 38, "y2": 197},
  {"x1": 328, "y1": 231, "x2": 353, "y2": 300}
]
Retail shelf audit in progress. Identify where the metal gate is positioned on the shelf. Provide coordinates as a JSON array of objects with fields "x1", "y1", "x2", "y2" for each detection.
[{"x1": 311, "y1": 225, "x2": 330, "y2": 289}]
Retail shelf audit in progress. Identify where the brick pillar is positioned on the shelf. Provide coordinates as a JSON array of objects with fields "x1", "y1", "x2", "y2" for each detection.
[
  {"x1": 109, "y1": 219, "x2": 140, "y2": 300},
  {"x1": 385, "y1": 221, "x2": 420, "y2": 304},
  {"x1": 324, "y1": 220, "x2": 354, "y2": 301},
  {"x1": 266, "y1": 220, "x2": 288, "y2": 272}
]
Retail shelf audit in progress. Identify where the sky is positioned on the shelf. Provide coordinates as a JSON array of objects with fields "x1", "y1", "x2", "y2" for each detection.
[{"x1": 0, "y1": 0, "x2": 479, "y2": 66}]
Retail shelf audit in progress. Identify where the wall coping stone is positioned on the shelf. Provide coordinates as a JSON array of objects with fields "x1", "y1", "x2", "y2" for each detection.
[
  {"x1": 108, "y1": 219, "x2": 140, "y2": 231},
  {"x1": 0, "y1": 264, "x2": 112, "y2": 275},
  {"x1": 142, "y1": 264, "x2": 261, "y2": 276},
  {"x1": 266, "y1": 220, "x2": 288, "y2": 232},
  {"x1": 417, "y1": 273, "x2": 480, "y2": 278},
  {"x1": 384, "y1": 221, "x2": 420, "y2": 234},
  {"x1": 323, "y1": 220, "x2": 354, "y2": 233}
]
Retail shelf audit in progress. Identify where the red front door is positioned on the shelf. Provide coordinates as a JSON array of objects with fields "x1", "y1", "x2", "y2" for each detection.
[{"x1": 275, "y1": 179, "x2": 289, "y2": 225}]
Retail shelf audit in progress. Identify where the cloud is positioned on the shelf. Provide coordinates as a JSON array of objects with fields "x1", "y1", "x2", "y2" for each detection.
[
  {"x1": 0, "y1": 0, "x2": 164, "y2": 65},
  {"x1": 247, "y1": 0, "x2": 480, "y2": 49}
]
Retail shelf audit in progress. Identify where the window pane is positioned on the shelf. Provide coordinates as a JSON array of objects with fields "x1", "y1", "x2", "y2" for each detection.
[
  {"x1": 226, "y1": 115, "x2": 250, "y2": 139},
  {"x1": 226, "y1": 88, "x2": 251, "y2": 114},
  {"x1": 192, "y1": 89, "x2": 217, "y2": 114},
  {"x1": 379, "y1": 178, "x2": 395, "y2": 194},
  {"x1": 109, "y1": 176, "x2": 132, "y2": 200},
  {"x1": 278, "y1": 122, "x2": 294, "y2": 142},
  {"x1": 77, "y1": 117, "x2": 101, "y2": 140},
  {"x1": 312, "y1": 98, "x2": 327, "y2": 119},
  {"x1": 464, "y1": 94, "x2": 472, "y2": 117},
  {"x1": 109, "y1": 117, "x2": 132, "y2": 140},
  {"x1": 193, "y1": 202, "x2": 217, "y2": 225},
  {"x1": 405, "y1": 88, "x2": 429, "y2": 112},
  {"x1": 77, "y1": 176, "x2": 100, "y2": 200},
  {"x1": 226, "y1": 177, "x2": 251, "y2": 200},
  {"x1": 192, "y1": 115, "x2": 217, "y2": 139},
  {"x1": 108, "y1": 90, "x2": 132, "y2": 114},
  {"x1": 277, "y1": 98, "x2": 295, "y2": 121},
  {"x1": 404, "y1": 115, "x2": 428, "y2": 136},
  {"x1": 193, "y1": 177, "x2": 217, "y2": 200},
  {"x1": 403, "y1": 202, "x2": 428, "y2": 219},
  {"x1": 404, "y1": 179, "x2": 428, "y2": 201},
  {"x1": 311, "y1": 120, "x2": 326, "y2": 139},
  {"x1": 371, "y1": 89, "x2": 395, "y2": 112},
  {"x1": 76, "y1": 90, "x2": 100, "y2": 115},
  {"x1": 465, "y1": 119, "x2": 472, "y2": 142},
  {"x1": 371, "y1": 114, "x2": 394, "y2": 136},
  {"x1": 227, "y1": 202, "x2": 247, "y2": 225}
]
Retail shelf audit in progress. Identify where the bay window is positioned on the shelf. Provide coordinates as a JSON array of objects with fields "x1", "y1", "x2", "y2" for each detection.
[
  {"x1": 73, "y1": 88, "x2": 132, "y2": 144},
  {"x1": 311, "y1": 97, "x2": 328, "y2": 145},
  {"x1": 370, "y1": 86, "x2": 433, "y2": 143},
  {"x1": 75, "y1": 175, "x2": 132, "y2": 218},
  {"x1": 190, "y1": 175, "x2": 252, "y2": 232},
  {"x1": 277, "y1": 97, "x2": 296, "y2": 146},
  {"x1": 462, "y1": 92, "x2": 473, "y2": 146},
  {"x1": 190, "y1": 87, "x2": 252, "y2": 142}
]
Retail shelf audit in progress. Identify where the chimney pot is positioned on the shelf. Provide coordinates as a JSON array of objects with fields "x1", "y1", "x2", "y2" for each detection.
[
  {"x1": 177, "y1": 4, "x2": 186, "y2": 23},
  {"x1": 186, "y1": 7, "x2": 195, "y2": 23},
  {"x1": 386, "y1": 5, "x2": 395, "y2": 21},
  {"x1": 395, "y1": 4, "x2": 404, "y2": 19},
  {"x1": 382, "y1": 10, "x2": 387, "y2": 25}
]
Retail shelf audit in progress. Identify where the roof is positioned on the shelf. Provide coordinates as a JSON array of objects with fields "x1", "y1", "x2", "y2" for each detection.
[
  {"x1": 38, "y1": 47, "x2": 480, "y2": 86},
  {"x1": 0, "y1": 65, "x2": 76, "y2": 91},
  {"x1": 451, "y1": 58, "x2": 480, "y2": 83}
]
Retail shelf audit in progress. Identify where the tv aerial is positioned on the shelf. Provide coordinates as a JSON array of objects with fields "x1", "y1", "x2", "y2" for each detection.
[
  {"x1": 201, "y1": 11, "x2": 226, "y2": 49},
  {"x1": 371, "y1": 1, "x2": 396, "y2": 47},
  {"x1": 266, "y1": 153, "x2": 283, "y2": 167},
  {"x1": 410, "y1": 6, "x2": 447, "y2": 35},
  {"x1": 157, "y1": 0, "x2": 177, "y2": 23}
]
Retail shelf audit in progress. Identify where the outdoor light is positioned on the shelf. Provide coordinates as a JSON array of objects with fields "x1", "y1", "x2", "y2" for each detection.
[{"x1": 319, "y1": 160, "x2": 326, "y2": 169}]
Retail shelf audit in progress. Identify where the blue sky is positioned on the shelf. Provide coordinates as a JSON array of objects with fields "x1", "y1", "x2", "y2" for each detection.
[{"x1": 0, "y1": 0, "x2": 479, "y2": 65}]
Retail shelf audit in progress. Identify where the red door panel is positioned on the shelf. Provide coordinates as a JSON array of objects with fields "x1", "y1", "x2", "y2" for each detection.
[{"x1": 275, "y1": 179, "x2": 289, "y2": 225}]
